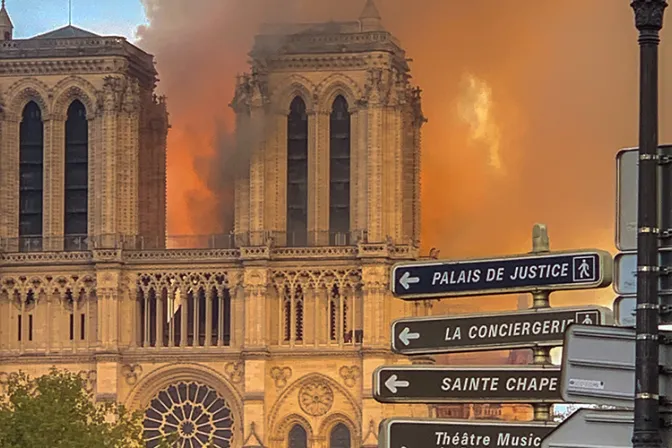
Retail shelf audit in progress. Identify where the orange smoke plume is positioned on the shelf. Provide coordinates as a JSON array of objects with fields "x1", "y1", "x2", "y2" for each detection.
[{"x1": 136, "y1": 0, "x2": 672, "y2": 311}]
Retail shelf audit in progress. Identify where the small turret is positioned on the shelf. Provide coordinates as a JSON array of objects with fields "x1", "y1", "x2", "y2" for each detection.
[
  {"x1": 0, "y1": 0, "x2": 14, "y2": 41},
  {"x1": 359, "y1": 0, "x2": 384, "y2": 32}
]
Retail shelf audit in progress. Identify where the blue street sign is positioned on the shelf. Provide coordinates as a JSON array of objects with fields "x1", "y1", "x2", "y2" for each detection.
[{"x1": 391, "y1": 250, "x2": 613, "y2": 300}]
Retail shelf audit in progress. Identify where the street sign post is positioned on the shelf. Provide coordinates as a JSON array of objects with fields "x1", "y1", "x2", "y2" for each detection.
[
  {"x1": 560, "y1": 324, "x2": 672, "y2": 408},
  {"x1": 378, "y1": 418, "x2": 557, "y2": 448},
  {"x1": 373, "y1": 365, "x2": 562, "y2": 404},
  {"x1": 541, "y1": 408, "x2": 671, "y2": 448},
  {"x1": 390, "y1": 306, "x2": 613, "y2": 355},
  {"x1": 390, "y1": 250, "x2": 612, "y2": 300}
]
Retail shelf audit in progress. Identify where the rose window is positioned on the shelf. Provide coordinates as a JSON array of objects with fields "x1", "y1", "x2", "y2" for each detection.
[
  {"x1": 298, "y1": 381, "x2": 334, "y2": 417},
  {"x1": 143, "y1": 381, "x2": 234, "y2": 448}
]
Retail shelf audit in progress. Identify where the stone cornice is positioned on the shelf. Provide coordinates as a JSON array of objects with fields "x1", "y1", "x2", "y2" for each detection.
[
  {"x1": 0, "y1": 346, "x2": 387, "y2": 363},
  {"x1": 252, "y1": 30, "x2": 405, "y2": 61},
  {"x1": 258, "y1": 51, "x2": 410, "y2": 74},
  {"x1": 0, "y1": 243, "x2": 419, "y2": 267},
  {"x1": 0, "y1": 54, "x2": 157, "y2": 88}
]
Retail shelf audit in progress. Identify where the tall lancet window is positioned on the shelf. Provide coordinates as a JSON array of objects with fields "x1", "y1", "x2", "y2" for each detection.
[
  {"x1": 287, "y1": 96, "x2": 308, "y2": 246},
  {"x1": 64, "y1": 100, "x2": 89, "y2": 250},
  {"x1": 329, "y1": 95, "x2": 351, "y2": 246},
  {"x1": 19, "y1": 101, "x2": 44, "y2": 252}
]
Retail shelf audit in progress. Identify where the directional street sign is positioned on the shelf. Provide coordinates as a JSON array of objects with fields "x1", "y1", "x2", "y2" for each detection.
[
  {"x1": 616, "y1": 146, "x2": 672, "y2": 251},
  {"x1": 390, "y1": 306, "x2": 612, "y2": 355},
  {"x1": 390, "y1": 250, "x2": 613, "y2": 300},
  {"x1": 561, "y1": 324, "x2": 672, "y2": 408},
  {"x1": 613, "y1": 296, "x2": 635, "y2": 327},
  {"x1": 616, "y1": 148, "x2": 639, "y2": 251},
  {"x1": 541, "y1": 408, "x2": 671, "y2": 448},
  {"x1": 373, "y1": 366, "x2": 562, "y2": 404},
  {"x1": 378, "y1": 418, "x2": 557, "y2": 448},
  {"x1": 614, "y1": 249, "x2": 671, "y2": 295},
  {"x1": 614, "y1": 251, "x2": 637, "y2": 295}
]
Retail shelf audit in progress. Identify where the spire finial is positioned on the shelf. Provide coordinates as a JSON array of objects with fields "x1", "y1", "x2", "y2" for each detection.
[
  {"x1": 69, "y1": 0, "x2": 72, "y2": 25},
  {"x1": 2, "y1": 0, "x2": 6, "y2": 10},
  {"x1": 360, "y1": 0, "x2": 381, "y2": 20}
]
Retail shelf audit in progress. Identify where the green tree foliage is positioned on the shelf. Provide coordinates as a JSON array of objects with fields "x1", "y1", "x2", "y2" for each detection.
[{"x1": 0, "y1": 368, "x2": 177, "y2": 448}]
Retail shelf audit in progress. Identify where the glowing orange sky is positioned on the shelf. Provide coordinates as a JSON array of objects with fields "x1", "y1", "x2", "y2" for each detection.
[{"x1": 136, "y1": 0, "x2": 672, "y2": 312}]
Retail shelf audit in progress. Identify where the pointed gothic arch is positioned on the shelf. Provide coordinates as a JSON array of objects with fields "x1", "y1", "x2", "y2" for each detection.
[
  {"x1": 52, "y1": 76, "x2": 98, "y2": 118},
  {"x1": 64, "y1": 99, "x2": 89, "y2": 250},
  {"x1": 328, "y1": 95, "x2": 351, "y2": 244},
  {"x1": 315, "y1": 73, "x2": 362, "y2": 112},
  {"x1": 18, "y1": 100, "x2": 44, "y2": 251},
  {"x1": 286, "y1": 95, "x2": 309, "y2": 246},
  {"x1": 6, "y1": 78, "x2": 50, "y2": 118}
]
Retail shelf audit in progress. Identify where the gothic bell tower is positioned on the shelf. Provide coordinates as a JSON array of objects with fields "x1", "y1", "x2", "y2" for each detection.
[{"x1": 230, "y1": 0, "x2": 425, "y2": 249}]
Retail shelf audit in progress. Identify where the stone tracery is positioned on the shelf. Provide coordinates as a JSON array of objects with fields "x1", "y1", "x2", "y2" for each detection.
[
  {"x1": 51, "y1": 76, "x2": 98, "y2": 117},
  {"x1": 135, "y1": 271, "x2": 235, "y2": 348},
  {"x1": 143, "y1": 380, "x2": 235, "y2": 448},
  {"x1": 5, "y1": 78, "x2": 51, "y2": 117},
  {"x1": 271, "y1": 268, "x2": 361, "y2": 345}
]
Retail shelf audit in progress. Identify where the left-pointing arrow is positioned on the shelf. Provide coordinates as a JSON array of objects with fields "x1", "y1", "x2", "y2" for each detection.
[
  {"x1": 384, "y1": 374, "x2": 410, "y2": 394},
  {"x1": 399, "y1": 327, "x2": 420, "y2": 346},
  {"x1": 399, "y1": 271, "x2": 420, "y2": 290}
]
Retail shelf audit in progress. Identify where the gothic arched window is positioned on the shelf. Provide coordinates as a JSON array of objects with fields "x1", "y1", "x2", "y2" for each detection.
[
  {"x1": 288, "y1": 424, "x2": 308, "y2": 448},
  {"x1": 329, "y1": 423, "x2": 351, "y2": 448},
  {"x1": 329, "y1": 95, "x2": 351, "y2": 245},
  {"x1": 19, "y1": 101, "x2": 44, "y2": 252},
  {"x1": 287, "y1": 96, "x2": 308, "y2": 247},
  {"x1": 64, "y1": 100, "x2": 88, "y2": 250}
]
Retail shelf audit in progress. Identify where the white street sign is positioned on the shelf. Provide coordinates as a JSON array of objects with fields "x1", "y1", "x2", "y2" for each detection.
[
  {"x1": 613, "y1": 296, "x2": 636, "y2": 327},
  {"x1": 561, "y1": 324, "x2": 672, "y2": 408},
  {"x1": 616, "y1": 148, "x2": 638, "y2": 251},
  {"x1": 614, "y1": 249, "x2": 671, "y2": 295},
  {"x1": 614, "y1": 252, "x2": 637, "y2": 295},
  {"x1": 616, "y1": 145, "x2": 672, "y2": 251},
  {"x1": 541, "y1": 408, "x2": 671, "y2": 448}
]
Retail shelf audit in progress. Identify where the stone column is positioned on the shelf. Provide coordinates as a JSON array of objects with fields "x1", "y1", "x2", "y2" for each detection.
[
  {"x1": 93, "y1": 251, "x2": 123, "y2": 351},
  {"x1": 95, "y1": 77, "x2": 122, "y2": 245},
  {"x1": 383, "y1": 105, "x2": 403, "y2": 242},
  {"x1": 365, "y1": 102, "x2": 384, "y2": 242},
  {"x1": 0, "y1": 114, "x2": 20, "y2": 247},
  {"x1": 119, "y1": 82, "x2": 140, "y2": 238},
  {"x1": 44, "y1": 115, "x2": 64, "y2": 251},
  {"x1": 231, "y1": 277, "x2": 245, "y2": 348},
  {"x1": 311, "y1": 110, "x2": 330, "y2": 246},
  {"x1": 233, "y1": 111, "x2": 251, "y2": 244},
  {"x1": 248, "y1": 106, "x2": 266, "y2": 246},
  {"x1": 360, "y1": 265, "x2": 388, "y2": 347},
  {"x1": 268, "y1": 110, "x2": 287, "y2": 241},
  {"x1": 242, "y1": 266, "x2": 269, "y2": 349},
  {"x1": 351, "y1": 107, "x2": 367, "y2": 238}
]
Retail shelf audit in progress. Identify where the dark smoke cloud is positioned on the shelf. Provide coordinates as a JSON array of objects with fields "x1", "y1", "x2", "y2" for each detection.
[{"x1": 136, "y1": 0, "x2": 672, "y2": 311}]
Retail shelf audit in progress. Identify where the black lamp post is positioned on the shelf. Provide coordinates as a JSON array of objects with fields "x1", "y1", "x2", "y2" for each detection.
[{"x1": 631, "y1": 1, "x2": 667, "y2": 447}]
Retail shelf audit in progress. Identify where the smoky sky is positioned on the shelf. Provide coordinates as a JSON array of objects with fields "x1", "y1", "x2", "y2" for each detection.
[{"x1": 135, "y1": 0, "x2": 672, "y2": 310}]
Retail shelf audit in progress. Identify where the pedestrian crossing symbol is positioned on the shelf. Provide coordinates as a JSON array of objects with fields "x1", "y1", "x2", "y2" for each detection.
[
  {"x1": 572, "y1": 255, "x2": 597, "y2": 283},
  {"x1": 575, "y1": 310, "x2": 599, "y2": 326}
]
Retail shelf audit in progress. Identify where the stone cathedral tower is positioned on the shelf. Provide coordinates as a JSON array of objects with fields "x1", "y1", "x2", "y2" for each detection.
[{"x1": 0, "y1": 2, "x2": 430, "y2": 448}]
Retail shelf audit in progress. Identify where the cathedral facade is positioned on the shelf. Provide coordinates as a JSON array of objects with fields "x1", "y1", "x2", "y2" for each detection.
[{"x1": 0, "y1": 2, "x2": 434, "y2": 447}]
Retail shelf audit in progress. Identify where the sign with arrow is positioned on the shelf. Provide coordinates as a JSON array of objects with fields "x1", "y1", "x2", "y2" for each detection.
[
  {"x1": 391, "y1": 306, "x2": 612, "y2": 355},
  {"x1": 373, "y1": 365, "x2": 562, "y2": 404},
  {"x1": 378, "y1": 418, "x2": 557, "y2": 448},
  {"x1": 390, "y1": 250, "x2": 613, "y2": 300}
]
